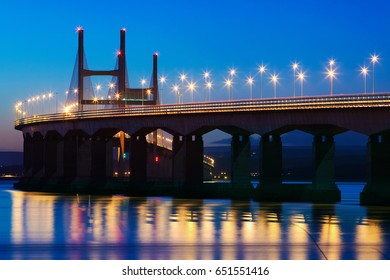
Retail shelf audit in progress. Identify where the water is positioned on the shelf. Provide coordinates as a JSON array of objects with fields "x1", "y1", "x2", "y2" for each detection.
[{"x1": 1, "y1": 180, "x2": 390, "y2": 260}]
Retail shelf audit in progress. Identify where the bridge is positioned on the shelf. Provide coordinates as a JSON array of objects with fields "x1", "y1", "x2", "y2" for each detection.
[{"x1": 13, "y1": 29, "x2": 390, "y2": 205}]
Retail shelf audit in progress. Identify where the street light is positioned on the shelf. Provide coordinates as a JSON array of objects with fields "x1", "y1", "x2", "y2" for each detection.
[
  {"x1": 180, "y1": 73, "x2": 187, "y2": 102},
  {"x1": 292, "y1": 62, "x2": 299, "y2": 97},
  {"x1": 146, "y1": 89, "x2": 152, "y2": 101},
  {"x1": 297, "y1": 71, "x2": 305, "y2": 96},
  {"x1": 329, "y1": 59, "x2": 336, "y2": 70},
  {"x1": 224, "y1": 78, "x2": 233, "y2": 100},
  {"x1": 36, "y1": 96, "x2": 41, "y2": 115},
  {"x1": 172, "y1": 84, "x2": 180, "y2": 104},
  {"x1": 206, "y1": 81, "x2": 212, "y2": 101},
  {"x1": 371, "y1": 54, "x2": 379, "y2": 94},
  {"x1": 141, "y1": 79, "x2": 146, "y2": 105},
  {"x1": 258, "y1": 65, "x2": 266, "y2": 99},
  {"x1": 228, "y1": 68, "x2": 236, "y2": 100},
  {"x1": 27, "y1": 98, "x2": 31, "y2": 116},
  {"x1": 93, "y1": 96, "x2": 98, "y2": 111},
  {"x1": 203, "y1": 71, "x2": 211, "y2": 101},
  {"x1": 360, "y1": 66, "x2": 369, "y2": 94},
  {"x1": 246, "y1": 76, "x2": 254, "y2": 100},
  {"x1": 270, "y1": 74, "x2": 279, "y2": 98},
  {"x1": 326, "y1": 68, "x2": 336, "y2": 96},
  {"x1": 187, "y1": 81, "x2": 197, "y2": 102},
  {"x1": 108, "y1": 82, "x2": 115, "y2": 101},
  {"x1": 159, "y1": 75, "x2": 167, "y2": 104},
  {"x1": 96, "y1": 84, "x2": 101, "y2": 96}
]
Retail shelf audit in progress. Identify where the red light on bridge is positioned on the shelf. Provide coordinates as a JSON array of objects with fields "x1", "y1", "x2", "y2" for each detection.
[
  {"x1": 76, "y1": 26, "x2": 83, "y2": 32},
  {"x1": 155, "y1": 156, "x2": 159, "y2": 163},
  {"x1": 154, "y1": 52, "x2": 159, "y2": 56},
  {"x1": 117, "y1": 50, "x2": 122, "y2": 56}
]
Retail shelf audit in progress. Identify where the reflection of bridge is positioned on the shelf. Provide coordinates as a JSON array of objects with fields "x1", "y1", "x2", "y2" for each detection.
[{"x1": 13, "y1": 29, "x2": 390, "y2": 205}]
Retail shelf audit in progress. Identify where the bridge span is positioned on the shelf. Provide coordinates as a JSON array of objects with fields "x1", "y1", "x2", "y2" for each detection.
[{"x1": 14, "y1": 93, "x2": 390, "y2": 205}]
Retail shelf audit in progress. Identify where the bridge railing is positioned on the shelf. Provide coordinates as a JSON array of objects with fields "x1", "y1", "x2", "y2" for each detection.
[{"x1": 15, "y1": 93, "x2": 390, "y2": 127}]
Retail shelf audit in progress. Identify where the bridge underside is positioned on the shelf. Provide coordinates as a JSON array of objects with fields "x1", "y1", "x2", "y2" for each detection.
[{"x1": 19, "y1": 125, "x2": 374, "y2": 203}]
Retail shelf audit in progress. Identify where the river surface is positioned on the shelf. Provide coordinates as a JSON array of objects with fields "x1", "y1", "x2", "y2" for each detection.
[{"x1": 1, "y1": 180, "x2": 389, "y2": 260}]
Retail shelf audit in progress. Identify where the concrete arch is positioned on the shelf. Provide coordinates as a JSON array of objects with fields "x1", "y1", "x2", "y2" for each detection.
[
  {"x1": 92, "y1": 128, "x2": 122, "y2": 138},
  {"x1": 130, "y1": 126, "x2": 178, "y2": 137},
  {"x1": 64, "y1": 129, "x2": 90, "y2": 138},
  {"x1": 32, "y1": 131, "x2": 44, "y2": 139},
  {"x1": 189, "y1": 125, "x2": 252, "y2": 137},
  {"x1": 45, "y1": 130, "x2": 63, "y2": 139}
]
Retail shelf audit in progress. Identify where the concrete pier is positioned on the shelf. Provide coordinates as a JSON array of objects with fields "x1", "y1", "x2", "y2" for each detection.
[
  {"x1": 361, "y1": 134, "x2": 390, "y2": 205},
  {"x1": 305, "y1": 135, "x2": 341, "y2": 202},
  {"x1": 172, "y1": 135, "x2": 203, "y2": 188}
]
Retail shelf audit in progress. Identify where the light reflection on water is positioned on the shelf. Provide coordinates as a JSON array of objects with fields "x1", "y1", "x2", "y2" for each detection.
[{"x1": 1, "y1": 181, "x2": 390, "y2": 260}]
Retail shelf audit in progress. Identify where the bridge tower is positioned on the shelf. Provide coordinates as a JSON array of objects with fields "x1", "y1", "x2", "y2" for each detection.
[{"x1": 73, "y1": 28, "x2": 159, "y2": 110}]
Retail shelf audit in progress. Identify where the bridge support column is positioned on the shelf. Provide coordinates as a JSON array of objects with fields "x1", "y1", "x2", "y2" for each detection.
[
  {"x1": 63, "y1": 135, "x2": 77, "y2": 178},
  {"x1": 77, "y1": 137, "x2": 92, "y2": 178},
  {"x1": 63, "y1": 135, "x2": 91, "y2": 180},
  {"x1": 306, "y1": 135, "x2": 340, "y2": 202},
  {"x1": 361, "y1": 134, "x2": 390, "y2": 205},
  {"x1": 23, "y1": 134, "x2": 33, "y2": 177},
  {"x1": 91, "y1": 136, "x2": 111, "y2": 179},
  {"x1": 255, "y1": 135, "x2": 283, "y2": 201},
  {"x1": 186, "y1": 135, "x2": 204, "y2": 184},
  {"x1": 55, "y1": 140, "x2": 64, "y2": 178},
  {"x1": 106, "y1": 138, "x2": 113, "y2": 178},
  {"x1": 32, "y1": 134, "x2": 45, "y2": 178},
  {"x1": 172, "y1": 135, "x2": 203, "y2": 193},
  {"x1": 231, "y1": 135, "x2": 253, "y2": 196},
  {"x1": 130, "y1": 135, "x2": 147, "y2": 183},
  {"x1": 44, "y1": 135, "x2": 62, "y2": 178}
]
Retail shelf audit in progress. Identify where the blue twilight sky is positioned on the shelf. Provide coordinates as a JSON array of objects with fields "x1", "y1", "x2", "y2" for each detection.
[{"x1": 0, "y1": 0, "x2": 390, "y2": 151}]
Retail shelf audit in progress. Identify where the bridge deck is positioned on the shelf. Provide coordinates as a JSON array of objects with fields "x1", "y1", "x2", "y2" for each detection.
[{"x1": 15, "y1": 93, "x2": 390, "y2": 128}]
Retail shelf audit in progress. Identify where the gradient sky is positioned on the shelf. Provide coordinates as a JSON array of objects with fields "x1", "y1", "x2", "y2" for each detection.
[{"x1": 1, "y1": 0, "x2": 389, "y2": 151}]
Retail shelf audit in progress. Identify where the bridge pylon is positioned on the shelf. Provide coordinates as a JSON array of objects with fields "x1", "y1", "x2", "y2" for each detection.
[{"x1": 71, "y1": 28, "x2": 159, "y2": 110}]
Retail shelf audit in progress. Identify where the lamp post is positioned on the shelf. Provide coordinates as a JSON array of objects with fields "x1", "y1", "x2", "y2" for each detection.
[
  {"x1": 109, "y1": 82, "x2": 115, "y2": 101},
  {"x1": 180, "y1": 73, "x2": 187, "y2": 102},
  {"x1": 258, "y1": 65, "x2": 266, "y2": 99},
  {"x1": 187, "y1": 81, "x2": 196, "y2": 102},
  {"x1": 73, "y1": 88, "x2": 78, "y2": 112},
  {"x1": 360, "y1": 66, "x2": 368, "y2": 94},
  {"x1": 326, "y1": 59, "x2": 337, "y2": 96},
  {"x1": 96, "y1": 84, "x2": 101, "y2": 98},
  {"x1": 206, "y1": 81, "x2": 212, "y2": 101},
  {"x1": 203, "y1": 71, "x2": 210, "y2": 101},
  {"x1": 371, "y1": 54, "x2": 379, "y2": 94},
  {"x1": 27, "y1": 98, "x2": 31, "y2": 116},
  {"x1": 159, "y1": 76, "x2": 167, "y2": 104},
  {"x1": 270, "y1": 74, "x2": 278, "y2": 98},
  {"x1": 228, "y1": 68, "x2": 236, "y2": 100},
  {"x1": 292, "y1": 62, "x2": 299, "y2": 97},
  {"x1": 327, "y1": 69, "x2": 336, "y2": 96},
  {"x1": 172, "y1": 84, "x2": 180, "y2": 104},
  {"x1": 297, "y1": 71, "x2": 305, "y2": 96},
  {"x1": 141, "y1": 79, "x2": 146, "y2": 105},
  {"x1": 93, "y1": 97, "x2": 98, "y2": 112},
  {"x1": 225, "y1": 78, "x2": 233, "y2": 101},
  {"x1": 246, "y1": 76, "x2": 254, "y2": 100},
  {"x1": 146, "y1": 89, "x2": 151, "y2": 101}
]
